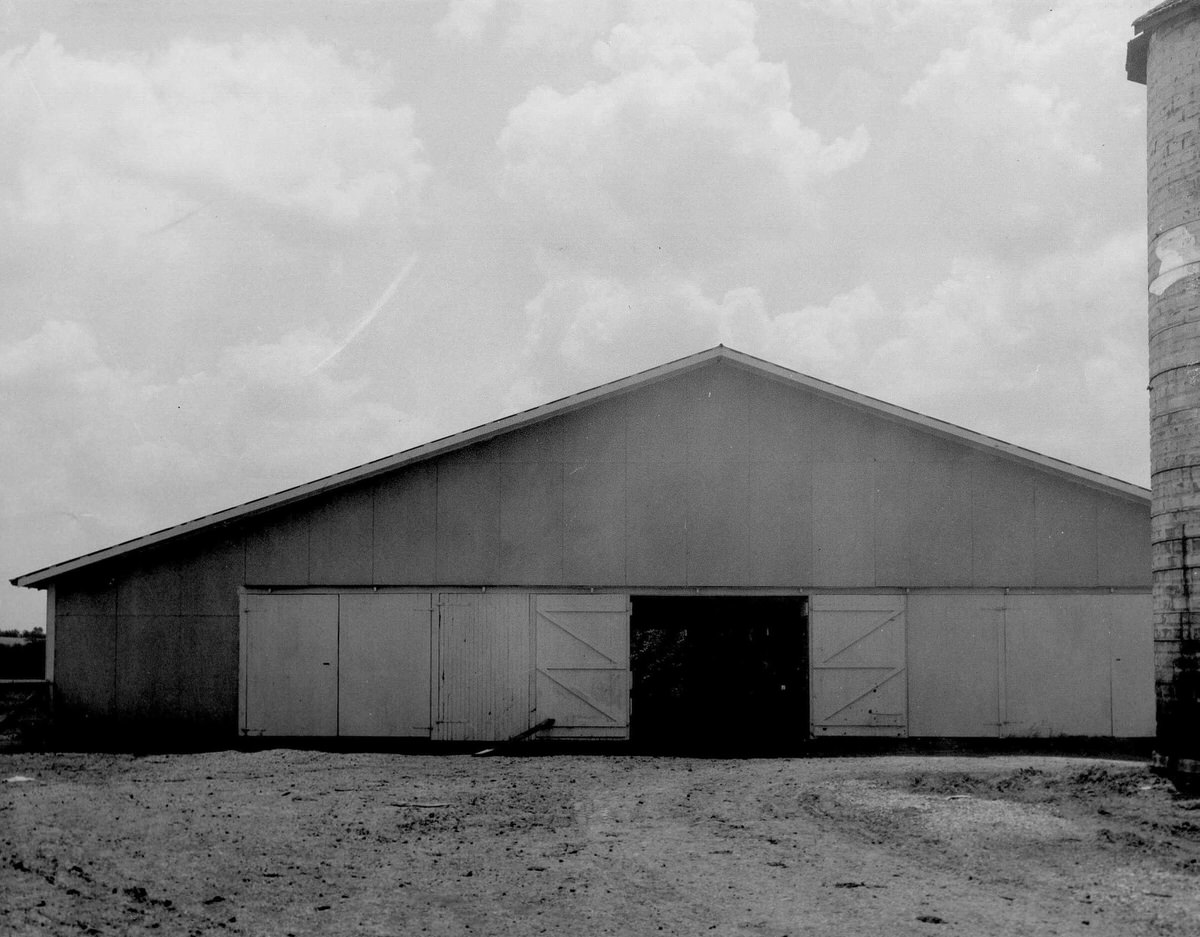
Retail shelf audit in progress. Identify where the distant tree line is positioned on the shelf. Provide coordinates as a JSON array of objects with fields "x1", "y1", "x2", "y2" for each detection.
[{"x1": 0, "y1": 630, "x2": 46, "y2": 680}]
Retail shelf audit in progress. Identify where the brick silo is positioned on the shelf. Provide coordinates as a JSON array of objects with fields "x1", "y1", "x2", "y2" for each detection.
[{"x1": 1128, "y1": 0, "x2": 1200, "y2": 786}]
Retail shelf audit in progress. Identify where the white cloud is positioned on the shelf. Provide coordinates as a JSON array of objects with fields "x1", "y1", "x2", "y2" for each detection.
[
  {"x1": 504, "y1": 0, "x2": 615, "y2": 54},
  {"x1": 436, "y1": 0, "x2": 614, "y2": 53},
  {"x1": 498, "y1": 0, "x2": 868, "y2": 272},
  {"x1": 594, "y1": 0, "x2": 757, "y2": 68},
  {"x1": 0, "y1": 30, "x2": 431, "y2": 392},
  {"x1": 0, "y1": 320, "x2": 427, "y2": 554},
  {"x1": 434, "y1": 0, "x2": 498, "y2": 44},
  {"x1": 902, "y1": 2, "x2": 1141, "y2": 178},
  {"x1": 0, "y1": 33, "x2": 429, "y2": 245},
  {"x1": 799, "y1": 0, "x2": 997, "y2": 30}
]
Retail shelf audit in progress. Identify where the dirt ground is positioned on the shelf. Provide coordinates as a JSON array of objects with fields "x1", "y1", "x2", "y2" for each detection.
[{"x1": 2, "y1": 749, "x2": 1199, "y2": 936}]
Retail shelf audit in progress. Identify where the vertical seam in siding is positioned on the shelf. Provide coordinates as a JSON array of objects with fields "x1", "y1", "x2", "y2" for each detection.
[
  {"x1": 998, "y1": 596, "x2": 1008, "y2": 734},
  {"x1": 239, "y1": 595, "x2": 247, "y2": 734},
  {"x1": 434, "y1": 466, "x2": 441, "y2": 584},
  {"x1": 902, "y1": 591, "x2": 910, "y2": 737},
  {"x1": 529, "y1": 594, "x2": 537, "y2": 725},
  {"x1": 1108, "y1": 600, "x2": 1115, "y2": 736},
  {"x1": 493, "y1": 462, "x2": 501, "y2": 585},
  {"x1": 1032, "y1": 482, "x2": 1042, "y2": 588},
  {"x1": 970, "y1": 462, "x2": 977, "y2": 588},
  {"x1": 498, "y1": 464, "x2": 506, "y2": 585},
  {"x1": 624, "y1": 400, "x2": 633, "y2": 585},
  {"x1": 112, "y1": 580, "x2": 120, "y2": 718},
  {"x1": 559, "y1": 461, "x2": 565, "y2": 586},
  {"x1": 811, "y1": 460, "x2": 820, "y2": 585},
  {"x1": 685, "y1": 373, "x2": 694, "y2": 587},
  {"x1": 305, "y1": 512, "x2": 313, "y2": 586},
  {"x1": 335, "y1": 594, "x2": 341, "y2": 737},
  {"x1": 872, "y1": 463, "x2": 880, "y2": 588}
]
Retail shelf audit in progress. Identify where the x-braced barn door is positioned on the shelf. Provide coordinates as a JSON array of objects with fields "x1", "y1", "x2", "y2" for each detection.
[
  {"x1": 810, "y1": 594, "x2": 907, "y2": 737},
  {"x1": 534, "y1": 594, "x2": 630, "y2": 739}
]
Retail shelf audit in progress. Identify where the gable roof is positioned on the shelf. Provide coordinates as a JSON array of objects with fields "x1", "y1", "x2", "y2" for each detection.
[{"x1": 11, "y1": 345, "x2": 1149, "y2": 588}]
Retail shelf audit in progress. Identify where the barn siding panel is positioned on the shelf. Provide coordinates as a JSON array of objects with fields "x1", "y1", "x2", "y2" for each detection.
[
  {"x1": 563, "y1": 461, "x2": 626, "y2": 585},
  {"x1": 748, "y1": 378, "x2": 812, "y2": 462},
  {"x1": 748, "y1": 460, "x2": 812, "y2": 586},
  {"x1": 245, "y1": 511, "x2": 309, "y2": 585},
  {"x1": 497, "y1": 421, "x2": 564, "y2": 463},
  {"x1": 308, "y1": 488, "x2": 373, "y2": 584},
  {"x1": 436, "y1": 456, "x2": 500, "y2": 583},
  {"x1": 907, "y1": 594, "x2": 1002, "y2": 736},
  {"x1": 812, "y1": 462, "x2": 875, "y2": 586},
  {"x1": 373, "y1": 464, "x2": 437, "y2": 584},
  {"x1": 626, "y1": 461, "x2": 688, "y2": 585},
  {"x1": 179, "y1": 615, "x2": 239, "y2": 727},
  {"x1": 908, "y1": 460, "x2": 974, "y2": 587},
  {"x1": 626, "y1": 378, "x2": 689, "y2": 463},
  {"x1": 117, "y1": 558, "x2": 182, "y2": 617},
  {"x1": 809, "y1": 398, "x2": 876, "y2": 463},
  {"x1": 178, "y1": 535, "x2": 245, "y2": 616},
  {"x1": 55, "y1": 615, "x2": 116, "y2": 718},
  {"x1": 116, "y1": 616, "x2": 185, "y2": 720},
  {"x1": 116, "y1": 614, "x2": 236, "y2": 726},
  {"x1": 873, "y1": 463, "x2": 912, "y2": 587},
  {"x1": 1097, "y1": 498, "x2": 1153, "y2": 588},
  {"x1": 688, "y1": 366, "x2": 749, "y2": 462},
  {"x1": 971, "y1": 458, "x2": 1036, "y2": 586},
  {"x1": 873, "y1": 425, "x2": 963, "y2": 464},
  {"x1": 500, "y1": 461, "x2": 564, "y2": 584},
  {"x1": 687, "y1": 459, "x2": 749, "y2": 585},
  {"x1": 56, "y1": 578, "x2": 116, "y2": 616},
  {"x1": 1034, "y1": 478, "x2": 1100, "y2": 587},
  {"x1": 559, "y1": 398, "x2": 627, "y2": 463}
]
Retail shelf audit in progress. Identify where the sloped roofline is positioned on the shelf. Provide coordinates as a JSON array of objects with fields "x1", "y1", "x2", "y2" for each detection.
[{"x1": 11, "y1": 345, "x2": 1149, "y2": 588}]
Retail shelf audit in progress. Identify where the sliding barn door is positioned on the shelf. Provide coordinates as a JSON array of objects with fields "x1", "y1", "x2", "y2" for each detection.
[
  {"x1": 241, "y1": 593, "x2": 339, "y2": 737},
  {"x1": 810, "y1": 594, "x2": 907, "y2": 737},
  {"x1": 338, "y1": 593, "x2": 433, "y2": 737},
  {"x1": 241, "y1": 592, "x2": 433, "y2": 738},
  {"x1": 434, "y1": 593, "x2": 532, "y2": 742},
  {"x1": 534, "y1": 594, "x2": 630, "y2": 738}
]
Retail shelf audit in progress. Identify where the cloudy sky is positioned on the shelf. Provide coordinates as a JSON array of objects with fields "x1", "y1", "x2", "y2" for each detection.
[{"x1": 1, "y1": 0, "x2": 1153, "y2": 627}]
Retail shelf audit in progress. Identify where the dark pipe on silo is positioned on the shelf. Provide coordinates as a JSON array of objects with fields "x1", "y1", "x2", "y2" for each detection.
[{"x1": 1128, "y1": 0, "x2": 1200, "y2": 789}]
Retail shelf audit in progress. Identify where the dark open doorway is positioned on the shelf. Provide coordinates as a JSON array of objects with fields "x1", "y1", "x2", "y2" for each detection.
[{"x1": 629, "y1": 595, "x2": 809, "y2": 753}]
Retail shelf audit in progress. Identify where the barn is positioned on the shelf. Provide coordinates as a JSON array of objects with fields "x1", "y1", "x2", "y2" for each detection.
[{"x1": 11, "y1": 347, "x2": 1154, "y2": 747}]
